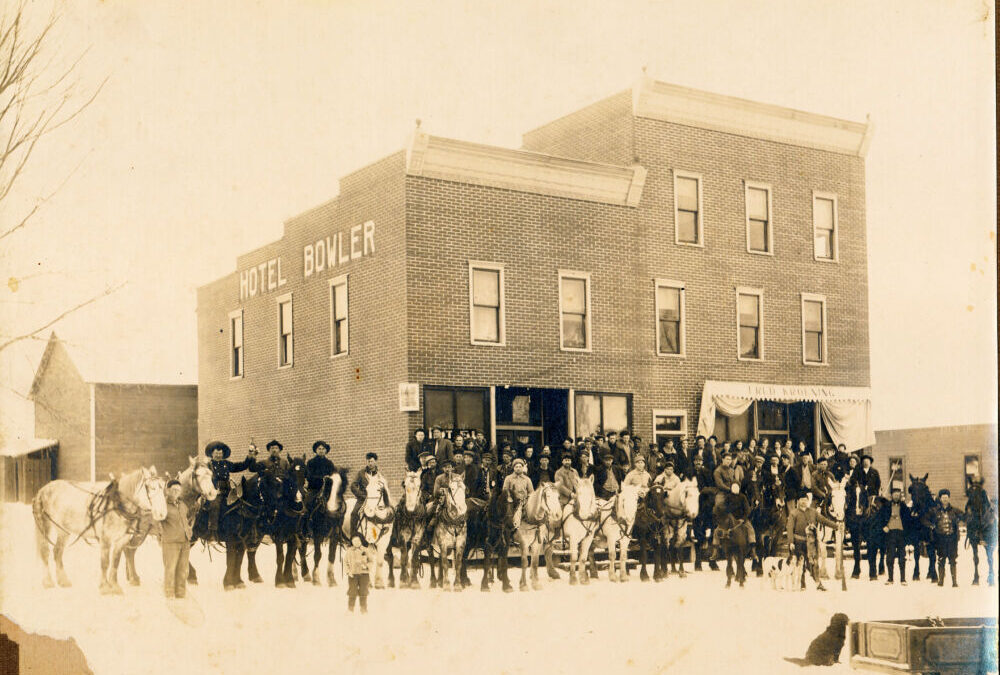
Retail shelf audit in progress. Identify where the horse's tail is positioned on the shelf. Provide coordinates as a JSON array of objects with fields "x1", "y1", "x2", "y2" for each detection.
[{"x1": 32, "y1": 487, "x2": 51, "y2": 560}]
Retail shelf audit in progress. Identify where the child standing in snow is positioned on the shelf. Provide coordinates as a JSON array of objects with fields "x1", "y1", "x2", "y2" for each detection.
[{"x1": 344, "y1": 535, "x2": 372, "y2": 613}]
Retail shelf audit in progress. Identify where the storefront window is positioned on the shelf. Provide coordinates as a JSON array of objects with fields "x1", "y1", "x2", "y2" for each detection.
[
  {"x1": 574, "y1": 392, "x2": 630, "y2": 438},
  {"x1": 423, "y1": 386, "x2": 488, "y2": 436},
  {"x1": 757, "y1": 401, "x2": 788, "y2": 433},
  {"x1": 653, "y1": 409, "x2": 686, "y2": 449}
]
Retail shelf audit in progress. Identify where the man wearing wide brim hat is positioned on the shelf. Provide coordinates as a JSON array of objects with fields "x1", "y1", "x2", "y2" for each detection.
[
  {"x1": 855, "y1": 452, "x2": 881, "y2": 497},
  {"x1": 249, "y1": 439, "x2": 289, "y2": 481},
  {"x1": 304, "y1": 440, "x2": 336, "y2": 498},
  {"x1": 349, "y1": 451, "x2": 390, "y2": 540},
  {"x1": 203, "y1": 441, "x2": 254, "y2": 541}
]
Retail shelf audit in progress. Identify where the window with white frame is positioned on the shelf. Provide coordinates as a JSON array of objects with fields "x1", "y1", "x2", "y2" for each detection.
[
  {"x1": 229, "y1": 309, "x2": 244, "y2": 378},
  {"x1": 736, "y1": 287, "x2": 763, "y2": 360},
  {"x1": 469, "y1": 262, "x2": 505, "y2": 345},
  {"x1": 801, "y1": 293, "x2": 827, "y2": 364},
  {"x1": 744, "y1": 182, "x2": 773, "y2": 254},
  {"x1": 813, "y1": 192, "x2": 838, "y2": 261},
  {"x1": 673, "y1": 171, "x2": 703, "y2": 246},
  {"x1": 652, "y1": 409, "x2": 687, "y2": 451},
  {"x1": 655, "y1": 279, "x2": 685, "y2": 356},
  {"x1": 277, "y1": 293, "x2": 293, "y2": 367},
  {"x1": 329, "y1": 275, "x2": 349, "y2": 357},
  {"x1": 559, "y1": 270, "x2": 591, "y2": 351}
]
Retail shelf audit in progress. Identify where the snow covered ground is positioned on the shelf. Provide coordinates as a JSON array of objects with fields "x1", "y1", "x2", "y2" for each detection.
[{"x1": 1, "y1": 503, "x2": 996, "y2": 675}]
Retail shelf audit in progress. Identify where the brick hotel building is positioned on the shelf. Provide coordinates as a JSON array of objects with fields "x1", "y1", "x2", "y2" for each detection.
[{"x1": 197, "y1": 76, "x2": 876, "y2": 487}]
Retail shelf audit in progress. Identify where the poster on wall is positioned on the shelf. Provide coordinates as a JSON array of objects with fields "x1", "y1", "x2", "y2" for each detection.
[{"x1": 399, "y1": 383, "x2": 419, "y2": 412}]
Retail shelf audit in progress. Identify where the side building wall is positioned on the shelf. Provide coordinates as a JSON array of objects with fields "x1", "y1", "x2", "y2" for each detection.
[
  {"x1": 32, "y1": 341, "x2": 91, "y2": 482},
  {"x1": 94, "y1": 384, "x2": 198, "y2": 478},
  {"x1": 197, "y1": 151, "x2": 410, "y2": 488}
]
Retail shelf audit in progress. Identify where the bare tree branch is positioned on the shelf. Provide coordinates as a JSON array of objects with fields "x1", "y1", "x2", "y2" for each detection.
[{"x1": 0, "y1": 281, "x2": 126, "y2": 353}]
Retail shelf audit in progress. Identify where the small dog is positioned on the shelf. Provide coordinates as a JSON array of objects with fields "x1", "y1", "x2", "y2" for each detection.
[
  {"x1": 785, "y1": 612, "x2": 850, "y2": 667},
  {"x1": 762, "y1": 556, "x2": 803, "y2": 591}
]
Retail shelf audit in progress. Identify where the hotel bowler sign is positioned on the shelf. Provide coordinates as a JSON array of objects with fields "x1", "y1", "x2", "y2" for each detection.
[{"x1": 238, "y1": 220, "x2": 375, "y2": 301}]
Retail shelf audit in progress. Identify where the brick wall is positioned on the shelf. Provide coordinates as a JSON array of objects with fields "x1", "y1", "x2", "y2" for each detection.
[
  {"x1": 93, "y1": 384, "x2": 198, "y2": 478},
  {"x1": 197, "y1": 151, "x2": 410, "y2": 489},
  {"x1": 406, "y1": 112, "x2": 870, "y2": 447},
  {"x1": 32, "y1": 341, "x2": 91, "y2": 481},
  {"x1": 871, "y1": 424, "x2": 998, "y2": 507},
  {"x1": 521, "y1": 90, "x2": 634, "y2": 165}
]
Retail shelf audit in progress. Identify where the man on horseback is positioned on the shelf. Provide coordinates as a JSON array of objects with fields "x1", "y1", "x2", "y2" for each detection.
[
  {"x1": 713, "y1": 452, "x2": 744, "y2": 511},
  {"x1": 428, "y1": 456, "x2": 460, "y2": 529},
  {"x1": 554, "y1": 450, "x2": 580, "y2": 508},
  {"x1": 624, "y1": 455, "x2": 652, "y2": 496},
  {"x1": 250, "y1": 440, "x2": 290, "y2": 481},
  {"x1": 203, "y1": 441, "x2": 254, "y2": 539},
  {"x1": 304, "y1": 441, "x2": 336, "y2": 509},
  {"x1": 787, "y1": 491, "x2": 838, "y2": 591},
  {"x1": 855, "y1": 454, "x2": 880, "y2": 496},
  {"x1": 502, "y1": 457, "x2": 534, "y2": 529},
  {"x1": 350, "y1": 452, "x2": 390, "y2": 541},
  {"x1": 713, "y1": 482, "x2": 755, "y2": 548}
]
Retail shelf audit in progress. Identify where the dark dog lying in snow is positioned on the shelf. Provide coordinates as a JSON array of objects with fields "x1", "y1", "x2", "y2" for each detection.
[{"x1": 784, "y1": 613, "x2": 849, "y2": 667}]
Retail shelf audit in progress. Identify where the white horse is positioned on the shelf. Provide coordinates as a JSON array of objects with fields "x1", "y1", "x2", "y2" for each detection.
[
  {"x1": 432, "y1": 477, "x2": 467, "y2": 592},
  {"x1": 515, "y1": 483, "x2": 562, "y2": 591},
  {"x1": 592, "y1": 484, "x2": 640, "y2": 583},
  {"x1": 661, "y1": 478, "x2": 700, "y2": 577},
  {"x1": 561, "y1": 476, "x2": 599, "y2": 586},
  {"x1": 342, "y1": 474, "x2": 394, "y2": 589},
  {"x1": 33, "y1": 466, "x2": 167, "y2": 594}
]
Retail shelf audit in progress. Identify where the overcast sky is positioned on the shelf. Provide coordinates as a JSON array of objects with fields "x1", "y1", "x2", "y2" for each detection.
[{"x1": 1, "y1": 0, "x2": 995, "y2": 432}]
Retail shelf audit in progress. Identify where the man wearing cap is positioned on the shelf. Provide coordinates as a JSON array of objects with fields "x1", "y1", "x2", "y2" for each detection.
[
  {"x1": 713, "y1": 452, "x2": 744, "y2": 511},
  {"x1": 453, "y1": 447, "x2": 469, "y2": 489},
  {"x1": 429, "y1": 456, "x2": 460, "y2": 529},
  {"x1": 531, "y1": 448, "x2": 555, "y2": 488},
  {"x1": 877, "y1": 486, "x2": 912, "y2": 585},
  {"x1": 497, "y1": 443, "x2": 515, "y2": 481},
  {"x1": 554, "y1": 450, "x2": 580, "y2": 509},
  {"x1": 471, "y1": 451, "x2": 500, "y2": 502},
  {"x1": 502, "y1": 457, "x2": 534, "y2": 529},
  {"x1": 577, "y1": 446, "x2": 595, "y2": 482},
  {"x1": 810, "y1": 455, "x2": 834, "y2": 508},
  {"x1": 830, "y1": 443, "x2": 851, "y2": 481},
  {"x1": 305, "y1": 441, "x2": 336, "y2": 508},
  {"x1": 419, "y1": 452, "x2": 438, "y2": 504},
  {"x1": 461, "y1": 444, "x2": 481, "y2": 494},
  {"x1": 661, "y1": 438, "x2": 688, "y2": 480},
  {"x1": 784, "y1": 448, "x2": 814, "y2": 510},
  {"x1": 594, "y1": 450, "x2": 622, "y2": 504},
  {"x1": 430, "y1": 426, "x2": 454, "y2": 474},
  {"x1": 203, "y1": 441, "x2": 254, "y2": 539},
  {"x1": 249, "y1": 440, "x2": 290, "y2": 482},
  {"x1": 652, "y1": 457, "x2": 680, "y2": 492},
  {"x1": 787, "y1": 491, "x2": 839, "y2": 591},
  {"x1": 159, "y1": 479, "x2": 192, "y2": 599},
  {"x1": 350, "y1": 452, "x2": 390, "y2": 539},
  {"x1": 623, "y1": 454, "x2": 652, "y2": 496},
  {"x1": 689, "y1": 435, "x2": 715, "y2": 473},
  {"x1": 405, "y1": 429, "x2": 429, "y2": 473},
  {"x1": 923, "y1": 489, "x2": 962, "y2": 587}
]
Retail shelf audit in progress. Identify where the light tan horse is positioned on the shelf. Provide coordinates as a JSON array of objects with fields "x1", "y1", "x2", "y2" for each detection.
[
  {"x1": 174, "y1": 455, "x2": 219, "y2": 587},
  {"x1": 661, "y1": 478, "x2": 700, "y2": 577},
  {"x1": 33, "y1": 467, "x2": 167, "y2": 594},
  {"x1": 432, "y1": 477, "x2": 467, "y2": 592},
  {"x1": 592, "y1": 484, "x2": 640, "y2": 582},
  {"x1": 561, "y1": 476, "x2": 598, "y2": 586},
  {"x1": 342, "y1": 474, "x2": 394, "y2": 589},
  {"x1": 515, "y1": 483, "x2": 562, "y2": 591}
]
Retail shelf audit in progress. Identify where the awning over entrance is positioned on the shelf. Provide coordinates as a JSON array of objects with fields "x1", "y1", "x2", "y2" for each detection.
[{"x1": 696, "y1": 381, "x2": 875, "y2": 451}]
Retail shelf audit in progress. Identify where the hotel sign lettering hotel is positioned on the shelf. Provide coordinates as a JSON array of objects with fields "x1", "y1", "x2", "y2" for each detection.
[{"x1": 238, "y1": 221, "x2": 375, "y2": 301}]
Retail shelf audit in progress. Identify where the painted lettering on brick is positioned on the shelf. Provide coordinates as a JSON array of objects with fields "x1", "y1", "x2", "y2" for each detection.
[{"x1": 303, "y1": 220, "x2": 375, "y2": 280}]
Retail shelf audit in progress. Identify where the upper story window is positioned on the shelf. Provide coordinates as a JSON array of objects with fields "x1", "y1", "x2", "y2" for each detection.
[
  {"x1": 559, "y1": 270, "x2": 592, "y2": 352},
  {"x1": 229, "y1": 309, "x2": 244, "y2": 378},
  {"x1": 813, "y1": 192, "x2": 839, "y2": 262},
  {"x1": 655, "y1": 279, "x2": 685, "y2": 356},
  {"x1": 329, "y1": 275, "x2": 349, "y2": 357},
  {"x1": 277, "y1": 293, "x2": 293, "y2": 368},
  {"x1": 801, "y1": 293, "x2": 828, "y2": 365},
  {"x1": 736, "y1": 287, "x2": 763, "y2": 361},
  {"x1": 673, "y1": 170, "x2": 703, "y2": 246},
  {"x1": 744, "y1": 181, "x2": 773, "y2": 255},
  {"x1": 468, "y1": 262, "x2": 505, "y2": 346}
]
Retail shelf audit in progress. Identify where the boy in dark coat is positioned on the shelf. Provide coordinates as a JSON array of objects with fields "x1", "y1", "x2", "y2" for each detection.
[{"x1": 923, "y1": 489, "x2": 962, "y2": 587}]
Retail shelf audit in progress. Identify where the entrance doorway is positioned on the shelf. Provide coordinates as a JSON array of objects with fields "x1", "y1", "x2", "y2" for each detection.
[{"x1": 494, "y1": 387, "x2": 569, "y2": 451}]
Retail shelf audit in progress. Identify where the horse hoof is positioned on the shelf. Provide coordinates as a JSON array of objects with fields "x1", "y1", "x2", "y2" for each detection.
[
  {"x1": 374, "y1": 580, "x2": 385, "y2": 590},
  {"x1": 725, "y1": 580, "x2": 732, "y2": 588},
  {"x1": 739, "y1": 581, "x2": 745, "y2": 588},
  {"x1": 99, "y1": 584, "x2": 112, "y2": 595},
  {"x1": 678, "y1": 571, "x2": 687, "y2": 579},
  {"x1": 481, "y1": 584, "x2": 490, "y2": 592},
  {"x1": 286, "y1": 581, "x2": 296, "y2": 589},
  {"x1": 223, "y1": 584, "x2": 234, "y2": 592},
  {"x1": 249, "y1": 575, "x2": 263, "y2": 584},
  {"x1": 547, "y1": 569, "x2": 560, "y2": 581},
  {"x1": 608, "y1": 575, "x2": 618, "y2": 584},
  {"x1": 42, "y1": 578, "x2": 54, "y2": 589},
  {"x1": 502, "y1": 583, "x2": 514, "y2": 593},
  {"x1": 129, "y1": 578, "x2": 141, "y2": 587},
  {"x1": 234, "y1": 581, "x2": 245, "y2": 589},
  {"x1": 409, "y1": 580, "x2": 420, "y2": 590},
  {"x1": 388, "y1": 579, "x2": 395, "y2": 588},
  {"x1": 455, "y1": 583, "x2": 464, "y2": 593},
  {"x1": 112, "y1": 585, "x2": 124, "y2": 596},
  {"x1": 620, "y1": 575, "x2": 629, "y2": 584},
  {"x1": 58, "y1": 576, "x2": 72, "y2": 588},
  {"x1": 187, "y1": 578, "x2": 198, "y2": 586},
  {"x1": 519, "y1": 582, "x2": 528, "y2": 591},
  {"x1": 532, "y1": 580, "x2": 542, "y2": 591}
]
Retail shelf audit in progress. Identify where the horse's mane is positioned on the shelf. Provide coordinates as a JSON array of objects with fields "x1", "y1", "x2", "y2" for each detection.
[{"x1": 116, "y1": 468, "x2": 144, "y2": 501}]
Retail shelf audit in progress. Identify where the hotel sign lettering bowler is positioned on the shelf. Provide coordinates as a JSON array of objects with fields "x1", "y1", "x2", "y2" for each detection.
[{"x1": 239, "y1": 220, "x2": 375, "y2": 301}]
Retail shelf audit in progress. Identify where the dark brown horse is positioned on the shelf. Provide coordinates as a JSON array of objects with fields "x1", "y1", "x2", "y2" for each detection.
[
  {"x1": 907, "y1": 474, "x2": 937, "y2": 582},
  {"x1": 298, "y1": 469, "x2": 349, "y2": 586},
  {"x1": 964, "y1": 478, "x2": 997, "y2": 586},
  {"x1": 716, "y1": 512, "x2": 752, "y2": 588}
]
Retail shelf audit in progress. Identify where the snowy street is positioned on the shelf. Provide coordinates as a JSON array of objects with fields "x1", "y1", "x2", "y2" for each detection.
[{"x1": 1, "y1": 503, "x2": 996, "y2": 674}]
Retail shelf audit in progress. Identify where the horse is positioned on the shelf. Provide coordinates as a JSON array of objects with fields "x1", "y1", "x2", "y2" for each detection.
[
  {"x1": 172, "y1": 455, "x2": 219, "y2": 586},
  {"x1": 341, "y1": 474, "x2": 394, "y2": 589},
  {"x1": 33, "y1": 466, "x2": 167, "y2": 594},
  {"x1": 192, "y1": 472, "x2": 280, "y2": 590},
  {"x1": 560, "y1": 476, "x2": 599, "y2": 586},
  {"x1": 814, "y1": 476, "x2": 849, "y2": 581},
  {"x1": 844, "y1": 479, "x2": 884, "y2": 580},
  {"x1": 268, "y1": 467, "x2": 305, "y2": 588},
  {"x1": 964, "y1": 480, "x2": 997, "y2": 587},
  {"x1": 386, "y1": 472, "x2": 430, "y2": 589},
  {"x1": 750, "y1": 477, "x2": 786, "y2": 576},
  {"x1": 514, "y1": 482, "x2": 562, "y2": 591},
  {"x1": 432, "y1": 477, "x2": 467, "y2": 592},
  {"x1": 907, "y1": 474, "x2": 938, "y2": 582},
  {"x1": 298, "y1": 469, "x2": 349, "y2": 586},
  {"x1": 692, "y1": 488, "x2": 719, "y2": 571},
  {"x1": 660, "y1": 478, "x2": 700, "y2": 578},
  {"x1": 632, "y1": 483, "x2": 666, "y2": 582},
  {"x1": 590, "y1": 484, "x2": 640, "y2": 583},
  {"x1": 716, "y1": 510, "x2": 753, "y2": 588},
  {"x1": 471, "y1": 477, "x2": 515, "y2": 593}
]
